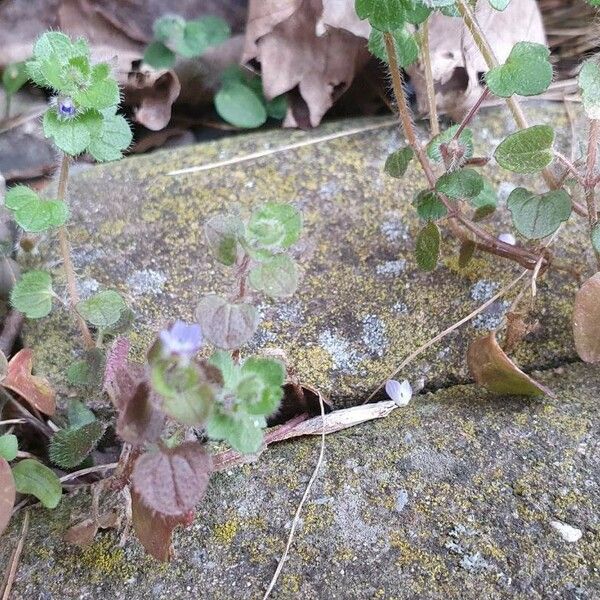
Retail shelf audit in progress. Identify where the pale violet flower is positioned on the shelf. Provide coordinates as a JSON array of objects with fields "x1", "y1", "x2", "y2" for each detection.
[
  {"x1": 498, "y1": 232, "x2": 516, "y2": 246},
  {"x1": 385, "y1": 379, "x2": 412, "y2": 406},
  {"x1": 56, "y1": 95, "x2": 77, "y2": 119},
  {"x1": 159, "y1": 320, "x2": 203, "y2": 361}
]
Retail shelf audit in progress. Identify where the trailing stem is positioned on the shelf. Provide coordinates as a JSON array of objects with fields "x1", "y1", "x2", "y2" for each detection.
[
  {"x1": 454, "y1": 0, "x2": 562, "y2": 194},
  {"x1": 585, "y1": 119, "x2": 600, "y2": 269},
  {"x1": 382, "y1": 33, "x2": 545, "y2": 271},
  {"x1": 420, "y1": 18, "x2": 439, "y2": 137},
  {"x1": 55, "y1": 154, "x2": 94, "y2": 349}
]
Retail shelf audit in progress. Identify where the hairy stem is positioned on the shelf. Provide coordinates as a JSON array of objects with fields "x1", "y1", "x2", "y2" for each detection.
[
  {"x1": 383, "y1": 33, "x2": 544, "y2": 270},
  {"x1": 454, "y1": 0, "x2": 561, "y2": 193},
  {"x1": 451, "y1": 87, "x2": 489, "y2": 145},
  {"x1": 56, "y1": 155, "x2": 94, "y2": 349},
  {"x1": 585, "y1": 119, "x2": 600, "y2": 268},
  {"x1": 420, "y1": 19, "x2": 439, "y2": 136}
]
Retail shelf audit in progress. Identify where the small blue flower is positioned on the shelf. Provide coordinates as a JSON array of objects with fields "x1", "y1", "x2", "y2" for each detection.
[
  {"x1": 159, "y1": 320, "x2": 203, "y2": 361},
  {"x1": 57, "y1": 96, "x2": 76, "y2": 118}
]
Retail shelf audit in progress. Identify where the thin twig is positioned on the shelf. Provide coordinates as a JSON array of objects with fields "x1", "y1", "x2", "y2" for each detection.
[
  {"x1": 262, "y1": 389, "x2": 326, "y2": 599},
  {"x1": 59, "y1": 462, "x2": 119, "y2": 483},
  {"x1": 364, "y1": 269, "x2": 529, "y2": 403},
  {"x1": 554, "y1": 151, "x2": 586, "y2": 187},
  {"x1": 1, "y1": 510, "x2": 29, "y2": 600},
  {"x1": 0, "y1": 419, "x2": 25, "y2": 427},
  {"x1": 450, "y1": 87, "x2": 490, "y2": 146},
  {"x1": 420, "y1": 18, "x2": 439, "y2": 136},
  {"x1": 584, "y1": 119, "x2": 600, "y2": 268}
]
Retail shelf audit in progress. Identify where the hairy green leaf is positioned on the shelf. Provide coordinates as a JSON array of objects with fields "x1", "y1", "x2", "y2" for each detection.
[
  {"x1": 239, "y1": 357, "x2": 285, "y2": 416},
  {"x1": 415, "y1": 221, "x2": 440, "y2": 271},
  {"x1": 195, "y1": 295, "x2": 259, "y2": 349},
  {"x1": 435, "y1": 168, "x2": 484, "y2": 199},
  {"x1": 43, "y1": 109, "x2": 99, "y2": 156},
  {"x1": 178, "y1": 16, "x2": 230, "y2": 57},
  {"x1": 49, "y1": 420, "x2": 105, "y2": 469},
  {"x1": 206, "y1": 411, "x2": 265, "y2": 454},
  {"x1": 10, "y1": 270, "x2": 53, "y2": 318},
  {"x1": 153, "y1": 15, "x2": 186, "y2": 45},
  {"x1": 0, "y1": 434, "x2": 18, "y2": 462},
  {"x1": 413, "y1": 190, "x2": 447, "y2": 221},
  {"x1": 355, "y1": 0, "x2": 407, "y2": 31},
  {"x1": 5, "y1": 185, "x2": 68, "y2": 233},
  {"x1": 248, "y1": 202, "x2": 302, "y2": 248},
  {"x1": 507, "y1": 187, "x2": 571, "y2": 239},
  {"x1": 87, "y1": 113, "x2": 132, "y2": 162},
  {"x1": 404, "y1": 1, "x2": 432, "y2": 24},
  {"x1": 143, "y1": 41, "x2": 176, "y2": 69},
  {"x1": 384, "y1": 146, "x2": 414, "y2": 178},
  {"x1": 249, "y1": 254, "x2": 299, "y2": 298},
  {"x1": 494, "y1": 125, "x2": 554, "y2": 173},
  {"x1": 215, "y1": 81, "x2": 267, "y2": 128},
  {"x1": 77, "y1": 290, "x2": 127, "y2": 329},
  {"x1": 73, "y1": 63, "x2": 120, "y2": 110},
  {"x1": 578, "y1": 58, "x2": 600, "y2": 119},
  {"x1": 368, "y1": 27, "x2": 419, "y2": 67},
  {"x1": 12, "y1": 459, "x2": 62, "y2": 509},
  {"x1": 485, "y1": 42, "x2": 552, "y2": 98},
  {"x1": 205, "y1": 214, "x2": 244, "y2": 265},
  {"x1": 67, "y1": 399, "x2": 97, "y2": 428},
  {"x1": 427, "y1": 125, "x2": 474, "y2": 164}
]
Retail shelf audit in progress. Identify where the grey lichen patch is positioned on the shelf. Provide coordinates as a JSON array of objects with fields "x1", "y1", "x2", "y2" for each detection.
[{"x1": 126, "y1": 268, "x2": 167, "y2": 296}]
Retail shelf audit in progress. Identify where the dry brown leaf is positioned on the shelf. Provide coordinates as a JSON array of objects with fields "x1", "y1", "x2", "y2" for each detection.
[
  {"x1": 467, "y1": 331, "x2": 553, "y2": 397},
  {"x1": 2, "y1": 349, "x2": 56, "y2": 416},
  {"x1": 573, "y1": 272, "x2": 600, "y2": 363},
  {"x1": 0, "y1": 457, "x2": 16, "y2": 537},
  {"x1": 409, "y1": 0, "x2": 546, "y2": 120},
  {"x1": 243, "y1": 0, "x2": 371, "y2": 127},
  {"x1": 63, "y1": 518, "x2": 98, "y2": 547}
]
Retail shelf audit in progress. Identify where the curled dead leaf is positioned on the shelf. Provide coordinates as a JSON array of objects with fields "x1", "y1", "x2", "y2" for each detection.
[
  {"x1": 0, "y1": 457, "x2": 16, "y2": 536},
  {"x1": 2, "y1": 348, "x2": 56, "y2": 416},
  {"x1": 467, "y1": 332, "x2": 553, "y2": 397},
  {"x1": 131, "y1": 489, "x2": 193, "y2": 562},
  {"x1": 64, "y1": 511, "x2": 121, "y2": 547},
  {"x1": 573, "y1": 272, "x2": 600, "y2": 363},
  {"x1": 243, "y1": 0, "x2": 371, "y2": 127},
  {"x1": 131, "y1": 442, "x2": 212, "y2": 517}
]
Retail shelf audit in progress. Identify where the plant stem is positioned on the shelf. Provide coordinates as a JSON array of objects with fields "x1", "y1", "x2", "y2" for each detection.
[
  {"x1": 454, "y1": 0, "x2": 561, "y2": 193},
  {"x1": 3, "y1": 94, "x2": 11, "y2": 121},
  {"x1": 451, "y1": 87, "x2": 490, "y2": 146},
  {"x1": 382, "y1": 33, "x2": 544, "y2": 271},
  {"x1": 55, "y1": 154, "x2": 94, "y2": 349},
  {"x1": 420, "y1": 18, "x2": 439, "y2": 136},
  {"x1": 585, "y1": 119, "x2": 600, "y2": 268}
]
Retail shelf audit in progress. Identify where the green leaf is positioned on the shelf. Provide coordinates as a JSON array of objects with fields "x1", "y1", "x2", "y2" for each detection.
[
  {"x1": 2, "y1": 62, "x2": 28, "y2": 95},
  {"x1": 0, "y1": 434, "x2": 18, "y2": 462},
  {"x1": 435, "y1": 168, "x2": 484, "y2": 199},
  {"x1": 469, "y1": 178, "x2": 498, "y2": 209},
  {"x1": 215, "y1": 81, "x2": 267, "y2": 128},
  {"x1": 209, "y1": 350, "x2": 238, "y2": 389},
  {"x1": 355, "y1": 0, "x2": 407, "y2": 31},
  {"x1": 249, "y1": 254, "x2": 299, "y2": 298},
  {"x1": 489, "y1": 0, "x2": 511, "y2": 9},
  {"x1": 458, "y1": 240, "x2": 476, "y2": 268},
  {"x1": 384, "y1": 146, "x2": 414, "y2": 178},
  {"x1": 67, "y1": 399, "x2": 96, "y2": 428},
  {"x1": 77, "y1": 290, "x2": 127, "y2": 329},
  {"x1": 413, "y1": 190, "x2": 447, "y2": 221},
  {"x1": 404, "y1": 1, "x2": 432, "y2": 24},
  {"x1": 10, "y1": 270, "x2": 53, "y2": 319},
  {"x1": 205, "y1": 214, "x2": 244, "y2": 266},
  {"x1": 73, "y1": 63, "x2": 120, "y2": 110},
  {"x1": 485, "y1": 42, "x2": 552, "y2": 98},
  {"x1": 195, "y1": 295, "x2": 260, "y2": 349},
  {"x1": 49, "y1": 420, "x2": 105, "y2": 469},
  {"x1": 143, "y1": 41, "x2": 176, "y2": 69},
  {"x1": 33, "y1": 32, "x2": 87, "y2": 62},
  {"x1": 87, "y1": 113, "x2": 132, "y2": 162},
  {"x1": 415, "y1": 221, "x2": 440, "y2": 271},
  {"x1": 66, "y1": 349, "x2": 105, "y2": 390},
  {"x1": 368, "y1": 27, "x2": 419, "y2": 67},
  {"x1": 240, "y1": 357, "x2": 285, "y2": 416},
  {"x1": 266, "y1": 94, "x2": 287, "y2": 120},
  {"x1": 248, "y1": 202, "x2": 302, "y2": 248},
  {"x1": 427, "y1": 125, "x2": 474, "y2": 163},
  {"x1": 507, "y1": 187, "x2": 572, "y2": 239},
  {"x1": 178, "y1": 16, "x2": 230, "y2": 58},
  {"x1": 578, "y1": 58, "x2": 600, "y2": 120},
  {"x1": 153, "y1": 15, "x2": 186, "y2": 45},
  {"x1": 43, "y1": 109, "x2": 97, "y2": 156},
  {"x1": 4, "y1": 185, "x2": 68, "y2": 233},
  {"x1": 151, "y1": 363, "x2": 214, "y2": 425},
  {"x1": 11, "y1": 459, "x2": 61, "y2": 509},
  {"x1": 494, "y1": 125, "x2": 554, "y2": 173},
  {"x1": 592, "y1": 223, "x2": 600, "y2": 253},
  {"x1": 206, "y1": 411, "x2": 265, "y2": 454}
]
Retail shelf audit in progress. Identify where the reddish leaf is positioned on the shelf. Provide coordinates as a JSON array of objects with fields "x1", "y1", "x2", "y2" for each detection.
[
  {"x1": 573, "y1": 273, "x2": 600, "y2": 363},
  {"x1": 131, "y1": 489, "x2": 191, "y2": 562},
  {"x1": 2, "y1": 349, "x2": 56, "y2": 415},
  {"x1": 467, "y1": 332, "x2": 553, "y2": 397},
  {"x1": 0, "y1": 457, "x2": 16, "y2": 536},
  {"x1": 63, "y1": 519, "x2": 98, "y2": 547},
  {"x1": 131, "y1": 442, "x2": 212, "y2": 517}
]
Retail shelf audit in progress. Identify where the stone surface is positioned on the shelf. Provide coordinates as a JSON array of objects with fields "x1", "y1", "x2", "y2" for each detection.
[
  {"x1": 23, "y1": 102, "x2": 593, "y2": 406},
  {"x1": 2, "y1": 362, "x2": 599, "y2": 598}
]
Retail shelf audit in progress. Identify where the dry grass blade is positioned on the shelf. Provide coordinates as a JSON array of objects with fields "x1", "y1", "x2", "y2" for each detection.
[{"x1": 1, "y1": 510, "x2": 29, "y2": 600}]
